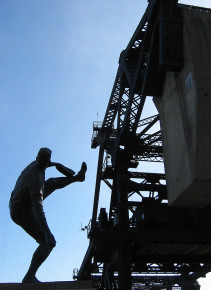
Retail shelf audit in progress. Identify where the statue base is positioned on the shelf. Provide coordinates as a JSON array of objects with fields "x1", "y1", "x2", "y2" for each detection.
[{"x1": 0, "y1": 281, "x2": 96, "y2": 290}]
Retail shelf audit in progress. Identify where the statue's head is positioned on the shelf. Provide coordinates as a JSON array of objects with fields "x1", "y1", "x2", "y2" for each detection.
[{"x1": 36, "y1": 147, "x2": 52, "y2": 170}]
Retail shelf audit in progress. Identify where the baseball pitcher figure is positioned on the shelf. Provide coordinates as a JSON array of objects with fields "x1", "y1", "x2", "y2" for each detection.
[{"x1": 9, "y1": 147, "x2": 87, "y2": 283}]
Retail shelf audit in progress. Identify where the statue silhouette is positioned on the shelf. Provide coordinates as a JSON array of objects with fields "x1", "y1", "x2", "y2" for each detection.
[{"x1": 9, "y1": 147, "x2": 87, "y2": 283}]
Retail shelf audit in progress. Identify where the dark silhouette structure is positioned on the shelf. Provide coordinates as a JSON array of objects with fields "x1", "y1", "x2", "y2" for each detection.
[
  {"x1": 77, "y1": 1, "x2": 211, "y2": 289},
  {"x1": 9, "y1": 147, "x2": 87, "y2": 283}
]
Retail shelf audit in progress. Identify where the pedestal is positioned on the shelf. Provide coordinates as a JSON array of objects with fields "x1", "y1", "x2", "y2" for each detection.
[{"x1": 0, "y1": 281, "x2": 96, "y2": 290}]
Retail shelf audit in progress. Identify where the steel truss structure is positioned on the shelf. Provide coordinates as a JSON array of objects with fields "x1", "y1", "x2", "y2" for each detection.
[{"x1": 77, "y1": 1, "x2": 211, "y2": 289}]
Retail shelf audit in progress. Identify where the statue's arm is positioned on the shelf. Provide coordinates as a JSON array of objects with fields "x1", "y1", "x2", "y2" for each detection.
[{"x1": 49, "y1": 162, "x2": 75, "y2": 177}]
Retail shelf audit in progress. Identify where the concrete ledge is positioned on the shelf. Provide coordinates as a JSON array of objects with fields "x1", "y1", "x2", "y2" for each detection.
[{"x1": 0, "y1": 281, "x2": 96, "y2": 290}]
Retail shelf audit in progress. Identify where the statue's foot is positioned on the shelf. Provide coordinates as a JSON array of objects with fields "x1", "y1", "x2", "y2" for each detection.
[
  {"x1": 77, "y1": 162, "x2": 87, "y2": 181},
  {"x1": 22, "y1": 275, "x2": 41, "y2": 283}
]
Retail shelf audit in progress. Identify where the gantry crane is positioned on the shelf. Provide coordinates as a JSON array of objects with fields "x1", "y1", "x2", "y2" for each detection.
[{"x1": 77, "y1": 1, "x2": 211, "y2": 289}]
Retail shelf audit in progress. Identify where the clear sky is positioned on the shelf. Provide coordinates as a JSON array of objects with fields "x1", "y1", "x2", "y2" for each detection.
[{"x1": 0, "y1": 0, "x2": 211, "y2": 287}]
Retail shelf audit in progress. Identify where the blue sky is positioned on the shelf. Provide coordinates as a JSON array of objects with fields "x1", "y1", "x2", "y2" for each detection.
[{"x1": 0, "y1": 0, "x2": 211, "y2": 287}]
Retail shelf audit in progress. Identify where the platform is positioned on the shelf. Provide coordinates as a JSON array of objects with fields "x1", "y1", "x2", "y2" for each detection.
[{"x1": 0, "y1": 281, "x2": 96, "y2": 290}]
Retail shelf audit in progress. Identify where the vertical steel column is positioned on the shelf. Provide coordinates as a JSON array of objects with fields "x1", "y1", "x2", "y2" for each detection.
[
  {"x1": 116, "y1": 170, "x2": 131, "y2": 289},
  {"x1": 91, "y1": 146, "x2": 104, "y2": 229},
  {"x1": 101, "y1": 263, "x2": 116, "y2": 290},
  {"x1": 78, "y1": 147, "x2": 104, "y2": 280}
]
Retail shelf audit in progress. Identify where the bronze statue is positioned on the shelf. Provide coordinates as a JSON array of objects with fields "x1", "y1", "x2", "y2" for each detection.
[{"x1": 9, "y1": 147, "x2": 87, "y2": 283}]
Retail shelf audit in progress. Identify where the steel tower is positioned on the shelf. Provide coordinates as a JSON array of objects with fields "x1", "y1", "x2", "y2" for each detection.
[{"x1": 77, "y1": 1, "x2": 211, "y2": 289}]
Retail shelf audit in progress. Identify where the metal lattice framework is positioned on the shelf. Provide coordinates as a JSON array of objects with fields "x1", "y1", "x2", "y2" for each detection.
[{"x1": 76, "y1": 1, "x2": 211, "y2": 289}]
